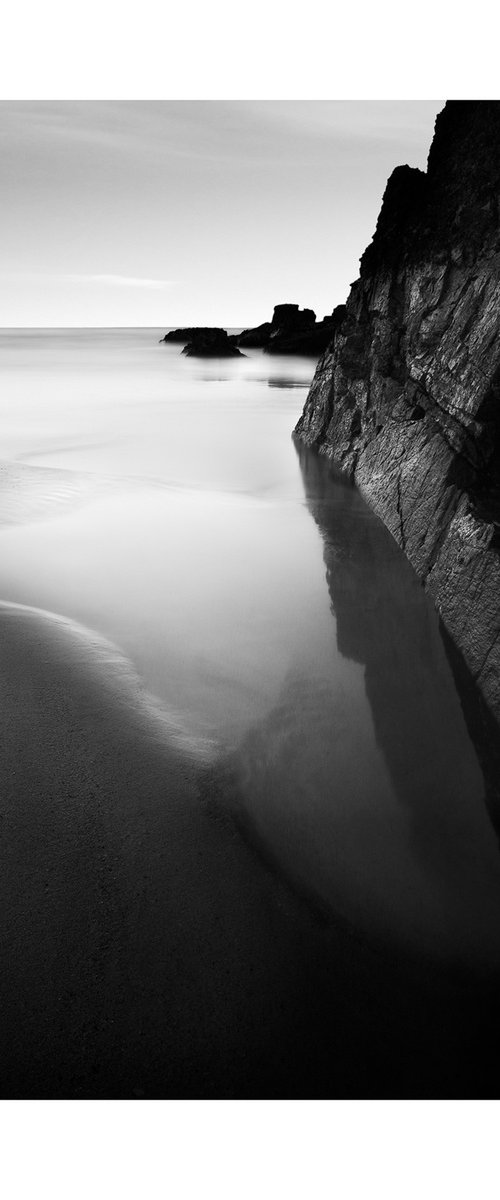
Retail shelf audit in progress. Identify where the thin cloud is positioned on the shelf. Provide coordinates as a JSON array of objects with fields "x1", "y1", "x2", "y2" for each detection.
[{"x1": 1, "y1": 271, "x2": 175, "y2": 290}]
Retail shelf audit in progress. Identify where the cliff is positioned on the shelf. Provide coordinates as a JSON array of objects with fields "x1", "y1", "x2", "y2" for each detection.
[{"x1": 294, "y1": 101, "x2": 500, "y2": 724}]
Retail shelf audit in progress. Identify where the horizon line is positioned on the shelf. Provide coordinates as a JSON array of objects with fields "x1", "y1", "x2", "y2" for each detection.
[{"x1": 0, "y1": 323, "x2": 248, "y2": 330}]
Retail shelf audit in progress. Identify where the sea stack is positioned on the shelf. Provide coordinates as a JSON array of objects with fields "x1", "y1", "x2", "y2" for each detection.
[{"x1": 294, "y1": 101, "x2": 500, "y2": 723}]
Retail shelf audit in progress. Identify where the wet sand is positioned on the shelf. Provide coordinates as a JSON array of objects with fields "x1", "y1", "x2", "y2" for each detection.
[{"x1": 1, "y1": 602, "x2": 500, "y2": 1099}]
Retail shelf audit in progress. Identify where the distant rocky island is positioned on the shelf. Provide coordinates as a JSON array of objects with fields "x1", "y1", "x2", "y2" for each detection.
[
  {"x1": 159, "y1": 326, "x2": 243, "y2": 356},
  {"x1": 294, "y1": 100, "x2": 500, "y2": 729},
  {"x1": 160, "y1": 303, "x2": 338, "y2": 357},
  {"x1": 184, "y1": 329, "x2": 244, "y2": 357}
]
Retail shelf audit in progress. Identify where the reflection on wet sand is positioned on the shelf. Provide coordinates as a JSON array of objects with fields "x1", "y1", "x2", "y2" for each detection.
[
  {"x1": 267, "y1": 378, "x2": 310, "y2": 389},
  {"x1": 297, "y1": 444, "x2": 495, "y2": 874},
  {"x1": 227, "y1": 444, "x2": 500, "y2": 968}
]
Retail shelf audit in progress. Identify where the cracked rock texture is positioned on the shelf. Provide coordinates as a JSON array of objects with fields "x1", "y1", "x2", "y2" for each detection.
[{"x1": 294, "y1": 101, "x2": 500, "y2": 722}]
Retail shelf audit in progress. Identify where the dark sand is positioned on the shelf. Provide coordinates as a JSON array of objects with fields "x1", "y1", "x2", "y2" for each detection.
[{"x1": 1, "y1": 602, "x2": 500, "y2": 1099}]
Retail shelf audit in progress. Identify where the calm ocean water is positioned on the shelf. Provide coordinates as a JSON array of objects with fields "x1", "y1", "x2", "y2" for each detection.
[{"x1": 1, "y1": 327, "x2": 500, "y2": 964}]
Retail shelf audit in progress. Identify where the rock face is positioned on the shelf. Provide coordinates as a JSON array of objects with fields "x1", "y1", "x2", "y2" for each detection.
[
  {"x1": 294, "y1": 101, "x2": 500, "y2": 723},
  {"x1": 181, "y1": 329, "x2": 244, "y2": 357},
  {"x1": 238, "y1": 303, "x2": 336, "y2": 355}
]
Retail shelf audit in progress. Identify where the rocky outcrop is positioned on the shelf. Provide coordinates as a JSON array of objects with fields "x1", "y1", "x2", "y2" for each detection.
[
  {"x1": 238, "y1": 303, "x2": 336, "y2": 355},
  {"x1": 181, "y1": 329, "x2": 245, "y2": 357},
  {"x1": 160, "y1": 305, "x2": 336, "y2": 358},
  {"x1": 237, "y1": 320, "x2": 273, "y2": 348},
  {"x1": 294, "y1": 101, "x2": 500, "y2": 723},
  {"x1": 160, "y1": 327, "x2": 222, "y2": 344}
]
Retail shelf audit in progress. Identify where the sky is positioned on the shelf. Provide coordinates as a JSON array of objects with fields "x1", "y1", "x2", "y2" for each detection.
[{"x1": 0, "y1": 100, "x2": 443, "y2": 328}]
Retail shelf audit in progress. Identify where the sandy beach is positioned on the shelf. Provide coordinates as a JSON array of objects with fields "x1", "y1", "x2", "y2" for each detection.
[{"x1": 1, "y1": 600, "x2": 500, "y2": 1098}]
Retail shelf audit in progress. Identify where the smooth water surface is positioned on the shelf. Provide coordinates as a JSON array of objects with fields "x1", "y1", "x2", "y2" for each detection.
[{"x1": 1, "y1": 327, "x2": 500, "y2": 973}]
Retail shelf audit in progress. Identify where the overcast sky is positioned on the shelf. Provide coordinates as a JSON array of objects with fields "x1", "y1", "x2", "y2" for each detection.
[{"x1": 0, "y1": 100, "x2": 443, "y2": 327}]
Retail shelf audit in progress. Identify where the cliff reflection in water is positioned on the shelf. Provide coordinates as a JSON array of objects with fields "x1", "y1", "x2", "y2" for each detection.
[
  {"x1": 230, "y1": 443, "x2": 500, "y2": 969},
  {"x1": 297, "y1": 444, "x2": 485, "y2": 860}
]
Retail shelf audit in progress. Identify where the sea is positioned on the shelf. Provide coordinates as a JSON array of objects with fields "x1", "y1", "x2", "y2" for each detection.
[{"x1": 1, "y1": 326, "x2": 500, "y2": 1097}]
